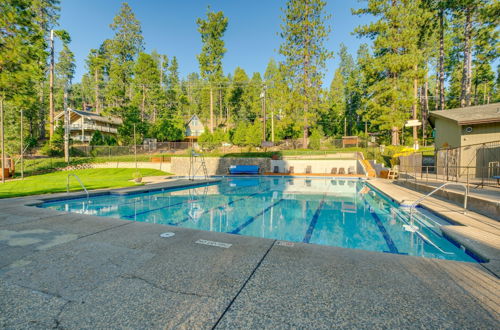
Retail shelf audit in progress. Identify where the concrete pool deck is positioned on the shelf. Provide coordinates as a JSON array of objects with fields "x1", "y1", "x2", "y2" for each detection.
[{"x1": 1, "y1": 179, "x2": 499, "y2": 328}]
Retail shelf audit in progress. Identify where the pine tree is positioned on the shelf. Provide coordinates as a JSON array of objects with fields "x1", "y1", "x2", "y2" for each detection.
[
  {"x1": 55, "y1": 43, "x2": 75, "y2": 111},
  {"x1": 320, "y1": 69, "x2": 345, "y2": 137},
  {"x1": 166, "y1": 56, "x2": 181, "y2": 113},
  {"x1": 32, "y1": 0, "x2": 60, "y2": 139},
  {"x1": 106, "y1": 2, "x2": 144, "y2": 109},
  {"x1": 196, "y1": 8, "x2": 229, "y2": 133},
  {"x1": 279, "y1": 0, "x2": 333, "y2": 147},
  {"x1": 354, "y1": 0, "x2": 431, "y2": 145},
  {"x1": 0, "y1": 0, "x2": 46, "y2": 154},
  {"x1": 227, "y1": 67, "x2": 250, "y2": 123},
  {"x1": 85, "y1": 46, "x2": 107, "y2": 113},
  {"x1": 133, "y1": 52, "x2": 160, "y2": 121},
  {"x1": 337, "y1": 43, "x2": 357, "y2": 133},
  {"x1": 264, "y1": 59, "x2": 291, "y2": 142}
]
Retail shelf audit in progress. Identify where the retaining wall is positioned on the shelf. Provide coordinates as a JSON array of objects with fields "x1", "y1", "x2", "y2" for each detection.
[
  {"x1": 91, "y1": 162, "x2": 172, "y2": 172},
  {"x1": 171, "y1": 157, "x2": 364, "y2": 176},
  {"x1": 171, "y1": 157, "x2": 272, "y2": 176}
]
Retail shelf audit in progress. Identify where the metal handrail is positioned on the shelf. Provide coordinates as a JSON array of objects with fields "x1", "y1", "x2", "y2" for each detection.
[
  {"x1": 67, "y1": 173, "x2": 89, "y2": 199},
  {"x1": 408, "y1": 182, "x2": 468, "y2": 223}
]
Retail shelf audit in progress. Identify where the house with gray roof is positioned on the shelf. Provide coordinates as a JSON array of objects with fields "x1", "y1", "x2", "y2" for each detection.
[{"x1": 55, "y1": 109, "x2": 123, "y2": 143}]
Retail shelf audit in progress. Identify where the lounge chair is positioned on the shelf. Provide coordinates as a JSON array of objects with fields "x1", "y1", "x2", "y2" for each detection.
[
  {"x1": 387, "y1": 165, "x2": 399, "y2": 180},
  {"x1": 348, "y1": 166, "x2": 355, "y2": 174},
  {"x1": 289, "y1": 166, "x2": 294, "y2": 174},
  {"x1": 305, "y1": 165, "x2": 312, "y2": 174},
  {"x1": 331, "y1": 167, "x2": 337, "y2": 174},
  {"x1": 338, "y1": 168, "x2": 345, "y2": 175},
  {"x1": 273, "y1": 166, "x2": 279, "y2": 173}
]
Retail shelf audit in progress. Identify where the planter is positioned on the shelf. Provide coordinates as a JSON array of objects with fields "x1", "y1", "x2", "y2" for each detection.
[
  {"x1": 150, "y1": 156, "x2": 171, "y2": 163},
  {"x1": 134, "y1": 177, "x2": 142, "y2": 183}
]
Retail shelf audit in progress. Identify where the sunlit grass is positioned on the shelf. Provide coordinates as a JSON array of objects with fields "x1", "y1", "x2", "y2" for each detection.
[{"x1": 0, "y1": 168, "x2": 169, "y2": 198}]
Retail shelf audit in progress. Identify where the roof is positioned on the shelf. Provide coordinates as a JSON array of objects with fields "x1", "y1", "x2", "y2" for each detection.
[
  {"x1": 185, "y1": 114, "x2": 203, "y2": 127},
  {"x1": 429, "y1": 103, "x2": 500, "y2": 126},
  {"x1": 55, "y1": 109, "x2": 123, "y2": 125}
]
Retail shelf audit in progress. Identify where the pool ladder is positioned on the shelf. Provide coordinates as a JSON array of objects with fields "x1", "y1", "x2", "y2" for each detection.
[
  {"x1": 67, "y1": 173, "x2": 89, "y2": 199},
  {"x1": 189, "y1": 150, "x2": 208, "y2": 180}
]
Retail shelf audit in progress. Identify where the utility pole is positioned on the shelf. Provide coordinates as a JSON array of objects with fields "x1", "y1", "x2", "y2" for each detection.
[
  {"x1": 49, "y1": 29, "x2": 55, "y2": 138},
  {"x1": 133, "y1": 123, "x2": 137, "y2": 170},
  {"x1": 261, "y1": 86, "x2": 267, "y2": 142},
  {"x1": 413, "y1": 65, "x2": 419, "y2": 150},
  {"x1": 209, "y1": 85, "x2": 214, "y2": 133},
  {"x1": 94, "y1": 56, "x2": 100, "y2": 114},
  {"x1": 1, "y1": 97, "x2": 5, "y2": 183},
  {"x1": 271, "y1": 110, "x2": 275, "y2": 143},
  {"x1": 64, "y1": 84, "x2": 70, "y2": 163},
  {"x1": 20, "y1": 110, "x2": 24, "y2": 179}
]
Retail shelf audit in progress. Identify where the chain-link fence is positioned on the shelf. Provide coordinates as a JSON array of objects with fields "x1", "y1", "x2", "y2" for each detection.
[
  {"x1": 4, "y1": 136, "x2": 377, "y2": 179},
  {"x1": 398, "y1": 140, "x2": 500, "y2": 188}
]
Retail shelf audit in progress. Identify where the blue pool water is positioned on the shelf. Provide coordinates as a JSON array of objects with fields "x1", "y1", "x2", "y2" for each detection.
[{"x1": 40, "y1": 177, "x2": 476, "y2": 262}]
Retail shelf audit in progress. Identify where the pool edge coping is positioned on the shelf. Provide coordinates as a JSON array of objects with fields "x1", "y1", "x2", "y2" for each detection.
[
  {"x1": 366, "y1": 179, "x2": 500, "y2": 271},
  {"x1": 2, "y1": 176, "x2": 498, "y2": 274}
]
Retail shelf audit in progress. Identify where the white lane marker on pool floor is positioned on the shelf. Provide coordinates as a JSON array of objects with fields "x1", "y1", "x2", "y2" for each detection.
[
  {"x1": 195, "y1": 239, "x2": 232, "y2": 248},
  {"x1": 160, "y1": 232, "x2": 175, "y2": 238},
  {"x1": 276, "y1": 241, "x2": 294, "y2": 247}
]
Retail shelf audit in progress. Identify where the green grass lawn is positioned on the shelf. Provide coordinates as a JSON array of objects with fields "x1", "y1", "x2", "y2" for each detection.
[{"x1": 0, "y1": 168, "x2": 169, "y2": 199}]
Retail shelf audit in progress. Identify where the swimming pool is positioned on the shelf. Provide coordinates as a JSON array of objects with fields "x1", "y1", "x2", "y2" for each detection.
[{"x1": 40, "y1": 177, "x2": 476, "y2": 262}]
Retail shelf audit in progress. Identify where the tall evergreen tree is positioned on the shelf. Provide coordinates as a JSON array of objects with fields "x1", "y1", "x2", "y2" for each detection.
[
  {"x1": 85, "y1": 46, "x2": 107, "y2": 113},
  {"x1": 279, "y1": 0, "x2": 333, "y2": 147},
  {"x1": 32, "y1": 0, "x2": 60, "y2": 139},
  {"x1": 320, "y1": 69, "x2": 345, "y2": 137},
  {"x1": 354, "y1": 0, "x2": 431, "y2": 145},
  {"x1": 0, "y1": 0, "x2": 46, "y2": 154},
  {"x1": 227, "y1": 67, "x2": 250, "y2": 123},
  {"x1": 133, "y1": 52, "x2": 161, "y2": 121},
  {"x1": 105, "y1": 2, "x2": 144, "y2": 109},
  {"x1": 196, "y1": 8, "x2": 228, "y2": 133},
  {"x1": 264, "y1": 59, "x2": 291, "y2": 142},
  {"x1": 55, "y1": 43, "x2": 75, "y2": 111}
]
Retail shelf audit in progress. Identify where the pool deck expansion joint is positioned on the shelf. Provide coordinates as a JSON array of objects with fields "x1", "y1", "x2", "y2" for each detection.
[{"x1": 212, "y1": 239, "x2": 277, "y2": 329}]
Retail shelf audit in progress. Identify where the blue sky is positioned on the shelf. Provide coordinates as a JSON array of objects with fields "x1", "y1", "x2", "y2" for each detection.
[{"x1": 58, "y1": 0, "x2": 374, "y2": 86}]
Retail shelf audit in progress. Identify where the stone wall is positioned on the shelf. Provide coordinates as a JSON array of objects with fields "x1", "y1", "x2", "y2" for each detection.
[
  {"x1": 79, "y1": 158, "x2": 365, "y2": 176},
  {"x1": 171, "y1": 157, "x2": 271, "y2": 176},
  {"x1": 91, "y1": 162, "x2": 172, "y2": 172}
]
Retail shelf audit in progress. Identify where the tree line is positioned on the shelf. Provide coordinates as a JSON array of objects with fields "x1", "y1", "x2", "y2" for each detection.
[{"x1": 1, "y1": 0, "x2": 498, "y2": 156}]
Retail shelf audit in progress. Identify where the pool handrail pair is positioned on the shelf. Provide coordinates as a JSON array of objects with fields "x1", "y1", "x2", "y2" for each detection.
[
  {"x1": 408, "y1": 182, "x2": 468, "y2": 225},
  {"x1": 67, "y1": 173, "x2": 89, "y2": 199}
]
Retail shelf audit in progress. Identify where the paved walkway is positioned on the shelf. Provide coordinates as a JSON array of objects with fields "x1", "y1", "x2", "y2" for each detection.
[
  {"x1": 0, "y1": 181, "x2": 499, "y2": 328},
  {"x1": 399, "y1": 178, "x2": 500, "y2": 202}
]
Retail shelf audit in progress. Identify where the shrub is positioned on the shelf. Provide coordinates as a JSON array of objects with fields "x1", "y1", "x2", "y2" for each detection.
[
  {"x1": 70, "y1": 147, "x2": 86, "y2": 157},
  {"x1": 245, "y1": 121, "x2": 262, "y2": 147},
  {"x1": 308, "y1": 128, "x2": 323, "y2": 150},
  {"x1": 199, "y1": 128, "x2": 229, "y2": 150},
  {"x1": 231, "y1": 123, "x2": 248, "y2": 146},
  {"x1": 90, "y1": 131, "x2": 104, "y2": 146},
  {"x1": 40, "y1": 142, "x2": 63, "y2": 157}
]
